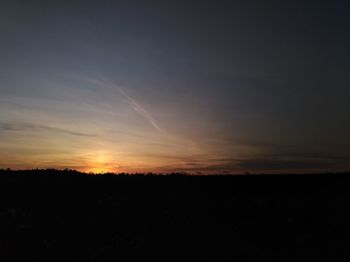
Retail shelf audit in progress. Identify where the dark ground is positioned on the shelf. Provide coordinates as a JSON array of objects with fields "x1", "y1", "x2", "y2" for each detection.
[{"x1": 0, "y1": 169, "x2": 348, "y2": 261}]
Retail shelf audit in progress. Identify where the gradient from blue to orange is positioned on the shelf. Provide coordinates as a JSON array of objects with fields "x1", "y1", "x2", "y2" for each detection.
[{"x1": 0, "y1": 1, "x2": 349, "y2": 173}]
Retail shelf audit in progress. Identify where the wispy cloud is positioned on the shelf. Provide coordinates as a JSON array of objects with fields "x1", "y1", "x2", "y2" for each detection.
[
  {"x1": 236, "y1": 158, "x2": 334, "y2": 171},
  {"x1": 81, "y1": 76, "x2": 165, "y2": 133},
  {"x1": 118, "y1": 88, "x2": 164, "y2": 133},
  {"x1": 0, "y1": 121, "x2": 98, "y2": 137}
]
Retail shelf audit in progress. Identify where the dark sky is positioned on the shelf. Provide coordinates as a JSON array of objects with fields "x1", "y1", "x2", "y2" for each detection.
[{"x1": 1, "y1": 0, "x2": 349, "y2": 173}]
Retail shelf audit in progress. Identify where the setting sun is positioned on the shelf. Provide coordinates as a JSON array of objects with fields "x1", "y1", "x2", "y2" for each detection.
[{"x1": 83, "y1": 150, "x2": 117, "y2": 174}]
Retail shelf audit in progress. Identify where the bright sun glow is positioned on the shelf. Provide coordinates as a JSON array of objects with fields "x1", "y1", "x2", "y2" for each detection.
[
  {"x1": 86, "y1": 167, "x2": 110, "y2": 174},
  {"x1": 83, "y1": 150, "x2": 116, "y2": 174}
]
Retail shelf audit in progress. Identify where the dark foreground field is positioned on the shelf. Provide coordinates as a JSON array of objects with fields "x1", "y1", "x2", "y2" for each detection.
[{"x1": 0, "y1": 170, "x2": 348, "y2": 261}]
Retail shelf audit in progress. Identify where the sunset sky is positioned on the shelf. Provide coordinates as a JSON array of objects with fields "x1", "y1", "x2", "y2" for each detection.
[{"x1": 1, "y1": 1, "x2": 349, "y2": 173}]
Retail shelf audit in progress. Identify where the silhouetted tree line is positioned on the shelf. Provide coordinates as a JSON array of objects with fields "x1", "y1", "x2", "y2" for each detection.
[
  {"x1": 0, "y1": 169, "x2": 348, "y2": 261},
  {"x1": 0, "y1": 168, "x2": 348, "y2": 177},
  {"x1": 0, "y1": 168, "x2": 191, "y2": 177}
]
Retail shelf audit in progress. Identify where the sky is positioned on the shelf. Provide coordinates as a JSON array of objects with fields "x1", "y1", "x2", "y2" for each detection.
[{"x1": 0, "y1": 0, "x2": 349, "y2": 173}]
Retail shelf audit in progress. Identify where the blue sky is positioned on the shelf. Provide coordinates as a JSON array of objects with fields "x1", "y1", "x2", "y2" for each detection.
[{"x1": 0, "y1": 0, "x2": 349, "y2": 173}]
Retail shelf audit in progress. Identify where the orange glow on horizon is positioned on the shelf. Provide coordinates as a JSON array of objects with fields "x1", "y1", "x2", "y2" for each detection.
[
  {"x1": 80, "y1": 150, "x2": 118, "y2": 174},
  {"x1": 83, "y1": 167, "x2": 114, "y2": 174}
]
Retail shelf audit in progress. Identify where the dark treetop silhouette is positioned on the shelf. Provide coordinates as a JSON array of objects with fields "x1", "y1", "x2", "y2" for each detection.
[{"x1": 0, "y1": 169, "x2": 348, "y2": 261}]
